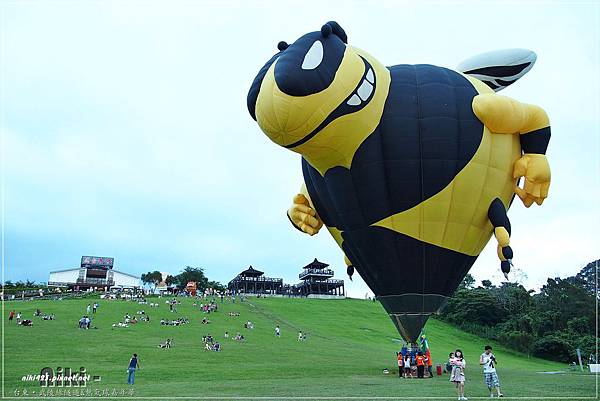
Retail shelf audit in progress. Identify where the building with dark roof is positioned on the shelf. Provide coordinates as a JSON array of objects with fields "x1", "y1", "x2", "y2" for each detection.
[
  {"x1": 227, "y1": 266, "x2": 284, "y2": 295},
  {"x1": 292, "y1": 258, "x2": 345, "y2": 297}
]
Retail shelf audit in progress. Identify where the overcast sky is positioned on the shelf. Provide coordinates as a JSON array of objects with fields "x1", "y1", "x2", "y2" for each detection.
[{"x1": 1, "y1": 1, "x2": 599, "y2": 297}]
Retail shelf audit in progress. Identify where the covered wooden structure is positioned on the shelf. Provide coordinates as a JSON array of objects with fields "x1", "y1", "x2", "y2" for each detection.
[
  {"x1": 293, "y1": 259, "x2": 345, "y2": 297},
  {"x1": 227, "y1": 266, "x2": 283, "y2": 295}
]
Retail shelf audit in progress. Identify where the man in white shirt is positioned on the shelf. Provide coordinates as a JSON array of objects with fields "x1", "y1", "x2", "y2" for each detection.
[
  {"x1": 480, "y1": 345, "x2": 503, "y2": 397},
  {"x1": 275, "y1": 325, "x2": 280, "y2": 337}
]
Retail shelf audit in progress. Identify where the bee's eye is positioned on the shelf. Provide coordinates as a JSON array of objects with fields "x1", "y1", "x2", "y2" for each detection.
[{"x1": 301, "y1": 40, "x2": 323, "y2": 70}]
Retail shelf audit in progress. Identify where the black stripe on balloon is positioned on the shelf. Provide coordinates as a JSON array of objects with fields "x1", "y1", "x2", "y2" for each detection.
[
  {"x1": 463, "y1": 62, "x2": 530, "y2": 78},
  {"x1": 496, "y1": 78, "x2": 518, "y2": 87},
  {"x1": 520, "y1": 126, "x2": 551, "y2": 154},
  {"x1": 284, "y1": 57, "x2": 374, "y2": 149},
  {"x1": 483, "y1": 80, "x2": 499, "y2": 90}
]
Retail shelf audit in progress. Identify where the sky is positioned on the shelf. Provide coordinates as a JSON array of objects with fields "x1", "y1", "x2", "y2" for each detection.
[{"x1": 1, "y1": 0, "x2": 599, "y2": 298}]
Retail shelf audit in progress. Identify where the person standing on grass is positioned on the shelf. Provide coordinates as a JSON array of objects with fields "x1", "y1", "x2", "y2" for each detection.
[
  {"x1": 425, "y1": 349, "x2": 434, "y2": 378},
  {"x1": 397, "y1": 352, "x2": 404, "y2": 378},
  {"x1": 275, "y1": 325, "x2": 280, "y2": 337},
  {"x1": 127, "y1": 353, "x2": 140, "y2": 385},
  {"x1": 480, "y1": 345, "x2": 503, "y2": 398},
  {"x1": 403, "y1": 353, "x2": 412, "y2": 378},
  {"x1": 450, "y1": 349, "x2": 467, "y2": 400},
  {"x1": 416, "y1": 351, "x2": 425, "y2": 378},
  {"x1": 16, "y1": 312, "x2": 22, "y2": 324},
  {"x1": 86, "y1": 304, "x2": 91, "y2": 314},
  {"x1": 8, "y1": 310, "x2": 15, "y2": 323},
  {"x1": 93, "y1": 303, "x2": 98, "y2": 314}
]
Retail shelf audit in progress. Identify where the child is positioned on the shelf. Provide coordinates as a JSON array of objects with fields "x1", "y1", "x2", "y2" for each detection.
[
  {"x1": 446, "y1": 352, "x2": 455, "y2": 374},
  {"x1": 450, "y1": 349, "x2": 467, "y2": 400},
  {"x1": 403, "y1": 353, "x2": 412, "y2": 378}
]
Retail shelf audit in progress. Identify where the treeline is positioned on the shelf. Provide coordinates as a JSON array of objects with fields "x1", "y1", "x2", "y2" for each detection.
[
  {"x1": 3, "y1": 280, "x2": 43, "y2": 288},
  {"x1": 438, "y1": 260, "x2": 598, "y2": 363},
  {"x1": 141, "y1": 266, "x2": 225, "y2": 292}
]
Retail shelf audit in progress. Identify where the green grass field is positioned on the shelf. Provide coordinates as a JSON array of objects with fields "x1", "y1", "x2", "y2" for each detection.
[{"x1": 2, "y1": 296, "x2": 596, "y2": 400}]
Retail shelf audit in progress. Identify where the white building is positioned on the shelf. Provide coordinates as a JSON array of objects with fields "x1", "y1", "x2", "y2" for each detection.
[{"x1": 48, "y1": 267, "x2": 141, "y2": 290}]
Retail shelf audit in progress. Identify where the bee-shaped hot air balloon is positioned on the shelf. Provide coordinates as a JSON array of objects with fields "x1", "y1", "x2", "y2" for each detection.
[{"x1": 247, "y1": 21, "x2": 551, "y2": 343}]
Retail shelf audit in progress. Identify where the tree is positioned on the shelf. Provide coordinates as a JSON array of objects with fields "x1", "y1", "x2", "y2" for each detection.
[
  {"x1": 571, "y1": 259, "x2": 598, "y2": 296},
  {"x1": 440, "y1": 258, "x2": 599, "y2": 363},
  {"x1": 165, "y1": 275, "x2": 176, "y2": 287},
  {"x1": 481, "y1": 279, "x2": 493, "y2": 289},
  {"x1": 141, "y1": 271, "x2": 163, "y2": 291},
  {"x1": 207, "y1": 280, "x2": 226, "y2": 292},
  {"x1": 171, "y1": 267, "x2": 209, "y2": 291},
  {"x1": 459, "y1": 274, "x2": 475, "y2": 290}
]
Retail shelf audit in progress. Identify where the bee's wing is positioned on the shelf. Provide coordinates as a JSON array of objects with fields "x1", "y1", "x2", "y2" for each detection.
[{"x1": 457, "y1": 48, "x2": 537, "y2": 92}]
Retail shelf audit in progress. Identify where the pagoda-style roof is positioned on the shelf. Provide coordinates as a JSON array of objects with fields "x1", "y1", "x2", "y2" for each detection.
[
  {"x1": 239, "y1": 266, "x2": 264, "y2": 277},
  {"x1": 299, "y1": 259, "x2": 334, "y2": 281},
  {"x1": 301, "y1": 258, "x2": 330, "y2": 270}
]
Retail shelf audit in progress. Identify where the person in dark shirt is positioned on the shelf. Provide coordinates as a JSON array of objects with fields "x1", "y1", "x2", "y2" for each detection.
[{"x1": 127, "y1": 354, "x2": 140, "y2": 385}]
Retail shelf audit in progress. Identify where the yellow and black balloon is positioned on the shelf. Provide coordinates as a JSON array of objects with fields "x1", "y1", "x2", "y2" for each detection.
[{"x1": 247, "y1": 21, "x2": 551, "y2": 343}]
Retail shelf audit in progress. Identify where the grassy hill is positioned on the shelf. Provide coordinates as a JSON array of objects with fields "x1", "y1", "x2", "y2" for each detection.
[{"x1": 2, "y1": 296, "x2": 595, "y2": 400}]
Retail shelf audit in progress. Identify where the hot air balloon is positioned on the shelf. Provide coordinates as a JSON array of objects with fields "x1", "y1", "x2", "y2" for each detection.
[{"x1": 247, "y1": 21, "x2": 551, "y2": 343}]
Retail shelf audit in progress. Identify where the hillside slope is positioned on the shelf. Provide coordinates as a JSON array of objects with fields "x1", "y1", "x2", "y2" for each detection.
[{"x1": 2, "y1": 296, "x2": 594, "y2": 399}]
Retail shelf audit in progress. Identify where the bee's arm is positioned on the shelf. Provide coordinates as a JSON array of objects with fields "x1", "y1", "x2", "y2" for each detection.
[
  {"x1": 472, "y1": 94, "x2": 551, "y2": 207},
  {"x1": 287, "y1": 184, "x2": 323, "y2": 236}
]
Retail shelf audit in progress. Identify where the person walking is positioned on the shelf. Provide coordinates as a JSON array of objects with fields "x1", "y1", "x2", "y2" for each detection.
[
  {"x1": 8, "y1": 310, "x2": 15, "y2": 323},
  {"x1": 275, "y1": 325, "x2": 280, "y2": 337},
  {"x1": 480, "y1": 345, "x2": 503, "y2": 397},
  {"x1": 127, "y1": 353, "x2": 140, "y2": 385},
  {"x1": 86, "y1": 304, "x2": 91, "y2": 315},
  {"x1": 450, "y1": 349, "x2": 467, "y2": 400}
]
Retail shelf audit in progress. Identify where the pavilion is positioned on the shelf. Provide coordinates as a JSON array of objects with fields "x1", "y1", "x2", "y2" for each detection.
[
  {"x1": 227, "y1": 266, "x2": 284, "y2": 295},
  {"x1": 292, "y1": 258, "x2": 345, "y2": 297}
]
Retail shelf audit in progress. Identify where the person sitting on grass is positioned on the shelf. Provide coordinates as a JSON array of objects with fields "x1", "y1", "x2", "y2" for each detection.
[
  {"x1": 158, "y1": 339, "x2": 172, "y2": 349},
  {"x1": 204, "y1": 342, "x2": 212, "y2": 351},
  {"x1": 20, "y1": 319, "x2": 33, "y2": 326},
  {"x1": 202, "y1": 317, "x2": 210, "y2": 324},
  {"x1": 213, "y1": 342, "x2": 221, "y2": 352}
]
